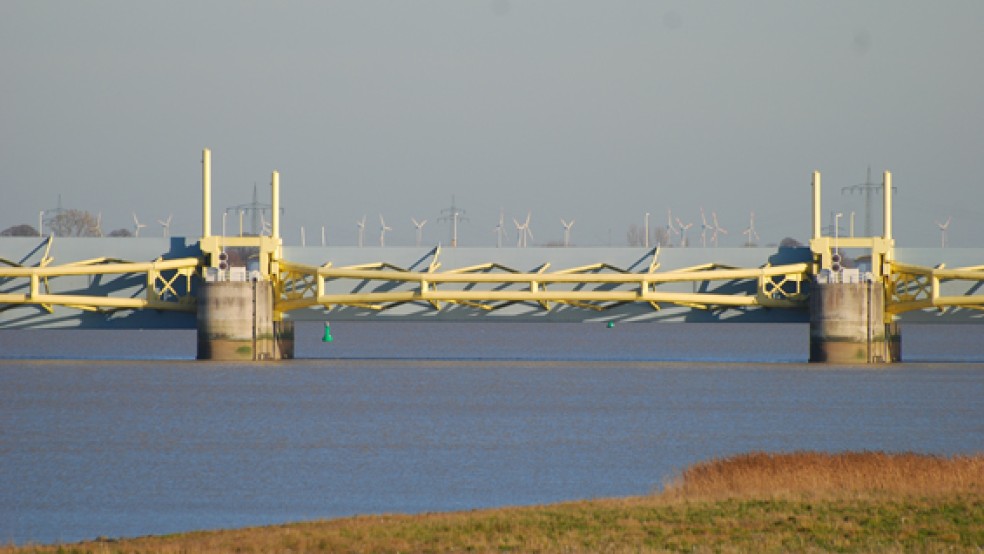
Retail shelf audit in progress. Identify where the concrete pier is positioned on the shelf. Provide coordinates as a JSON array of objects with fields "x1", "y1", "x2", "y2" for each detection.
[
  {"x1": 809, "y1": 281, "x2": 900, "y2": 363},
  {"x1": 196, "y1": 281, "x2": 294, "y2": 360}
]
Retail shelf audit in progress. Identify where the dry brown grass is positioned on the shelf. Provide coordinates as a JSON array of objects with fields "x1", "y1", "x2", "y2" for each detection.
[
  {"x1": 4, "y1": 451, "x2": 982, "y2": 553},
  {"x1": 662, "y1": 450, "x2": 984, "y2": 501}
]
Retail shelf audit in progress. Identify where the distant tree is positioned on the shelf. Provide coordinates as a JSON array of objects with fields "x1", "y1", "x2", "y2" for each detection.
[
  {"x1": 1, "y1": 224, "x2": 40, "y2": 237},
  {"x1": 48, "y1": 209, "x2": 100, "y2": 237},
  {"x1": 107, "y1": 228, "x2": 132, "y2": 238},
  {"x1": 627, "y1": 224, "x2": 672, "y2": 247},
  {"x1": 653, "y1": 227, "x2": 673, "y2": 248},
  {"x1": 779, "y1": 237, "x2": 804, "y2": 248}
]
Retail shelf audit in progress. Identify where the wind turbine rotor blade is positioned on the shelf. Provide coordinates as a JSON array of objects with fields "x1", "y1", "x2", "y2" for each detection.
[{"x1": 713, "y1": 213, "x2": 727, "y2": 234}]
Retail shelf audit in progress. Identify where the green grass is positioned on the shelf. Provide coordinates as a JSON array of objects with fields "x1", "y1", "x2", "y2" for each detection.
[
  {"x1": 10, "y1": 496, "x2": 980, "y2": 553},
  {"x1": 5, "y1": 452, "x2": 981, "y2": 553}
]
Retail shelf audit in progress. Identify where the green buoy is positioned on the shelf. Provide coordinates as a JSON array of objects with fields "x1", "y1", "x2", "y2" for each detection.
[
  {"x1": 607, "y1": 321, "x2": 615, "y2": 329},
  {"x1": 322, "y1": 322, "x2": 334, "y2": 342}
]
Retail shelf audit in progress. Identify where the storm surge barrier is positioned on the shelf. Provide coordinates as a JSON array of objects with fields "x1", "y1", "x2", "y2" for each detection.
[
  {"x1": 2, "y1": 149, "x2": 984, "y2": 363},
  {"x1": 274, "y1": 249, "x2": 810, "y2": 315}
]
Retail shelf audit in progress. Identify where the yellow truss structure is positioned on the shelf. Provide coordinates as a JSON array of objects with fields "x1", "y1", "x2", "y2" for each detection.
[
  {"x1": 5, "y1": 163, "x2": 984, "y2": 322},
  {"x1": 887, "y1": 261, "x2": 984, "y2": 315},
  {"x1": 0, "y1": 238, "x2": 199, "y2": 314},
  {"x1": 273, "y1": 247, "x2": 811, "y2": 315}
]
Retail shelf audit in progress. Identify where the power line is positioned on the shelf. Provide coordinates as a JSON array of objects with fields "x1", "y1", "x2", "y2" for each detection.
[{"x1": 438, "y1": 195, "x2": 467, "y2": 247}]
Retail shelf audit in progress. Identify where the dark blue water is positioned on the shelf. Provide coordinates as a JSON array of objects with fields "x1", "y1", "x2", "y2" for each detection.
[{"x1": 1, "y1": 322, "x2": 982, "y2": 545}]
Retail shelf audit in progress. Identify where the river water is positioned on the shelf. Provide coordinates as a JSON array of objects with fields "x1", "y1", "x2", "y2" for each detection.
[{"x1": 1, "y1": 322, "x2": 982, "y2": 545}]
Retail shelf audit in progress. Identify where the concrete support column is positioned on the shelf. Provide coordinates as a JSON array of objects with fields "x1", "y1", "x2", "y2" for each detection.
[
  {"x1": 197, "y1": 281, "x2": 294, "y2": 360},
  {"x1": 809, "y1": 281, "x2": 900, "y2": 363}
]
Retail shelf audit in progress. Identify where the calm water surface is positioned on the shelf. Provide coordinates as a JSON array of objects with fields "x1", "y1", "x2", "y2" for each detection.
[{"x1": 1, "y1": 322, "x2": 982, "y2": 545}]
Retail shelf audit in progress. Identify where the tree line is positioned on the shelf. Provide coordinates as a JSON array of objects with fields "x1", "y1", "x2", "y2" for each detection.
[{"x1": 0, "y1": 209, "x2": 131, "y2": 237}]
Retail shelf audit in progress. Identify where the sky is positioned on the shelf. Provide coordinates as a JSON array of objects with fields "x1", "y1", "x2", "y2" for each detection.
[{"x1": 2, "y1": 1, "x2": 983, "y2": 248}]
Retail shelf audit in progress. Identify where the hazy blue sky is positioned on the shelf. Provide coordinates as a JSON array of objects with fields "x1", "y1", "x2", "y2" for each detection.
[{"x1": 2, "y1": 1, "x2": 982, "y2": 247}]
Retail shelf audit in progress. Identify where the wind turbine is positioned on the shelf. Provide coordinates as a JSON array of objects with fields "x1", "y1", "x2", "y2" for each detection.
[
  {"x1": 936, "y1": 217, "x2": 951, "y2": 248},
  {"x1": 665, "y1": 209, "x2": 680, "y2": 247},
  {"x1": 132, "y1": 212, "x2": 146, "y2": 238},
  {"x1": 494, "y1": 210, "x2": 507, "y2": 248},
  {"x1": 300, "y1": 226, "x2": 306, "y2": 247},
  {"x1": 412, "y1": 217, "x2": 427, "y2": 247},
  {"x1": 561, "y1": 218, "x2": 575, "y2": 247},
  {"x1": 699, "y1": 207, "x2": 712, "y2": 247},
  {"x1": 157, "y1": 214, "x2": 172, "y2": 238},
  {"x1": 356, "y1": 215, "x2": 366, "y2": 247},
  {"x1": 742, "y1": 212, "x2": 760, "y2": 247},
  {"x1": 379, "y1": 214, "x2": 392, "y2": 247},
  {"x1": 675, "y1": 217, "x2": 693, "y2": 248},
  {"x1": 710, "y1": 212, "x2": 728, "y2": 247},
  {"x1": 513, "y1": 212, "x2": 532, "y2": 247}
]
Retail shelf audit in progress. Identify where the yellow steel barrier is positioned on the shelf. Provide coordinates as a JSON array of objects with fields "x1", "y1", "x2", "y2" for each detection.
[
  {"x1": 273, "y1": 251, "x2": 811, "y2": 315},
  {"x1": 887, "y1": 261, "x2": 984, "y2": 314},
  {"x1": 0, "y1": 256, "x2": 200, "y2": 313}
]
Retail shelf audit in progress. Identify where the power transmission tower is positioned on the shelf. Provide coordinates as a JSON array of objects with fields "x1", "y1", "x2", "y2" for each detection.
[
  {"x1": 841, "y1": 167, "x2": 897, "y2": 237},
  {"x1": 225, "y1": 183, "x2": 283, "y2": 236},
  {"x1": 438, "y1": 195, "x2": 467, "y2": 247}
]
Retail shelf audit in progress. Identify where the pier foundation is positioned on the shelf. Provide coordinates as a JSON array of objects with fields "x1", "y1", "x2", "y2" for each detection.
[
  {"x1": 809, "y1": 281, "x2": 900, "y2": 363},
  {"x1": 196, "y1": 281, "x2": 294, "y2": 360}
]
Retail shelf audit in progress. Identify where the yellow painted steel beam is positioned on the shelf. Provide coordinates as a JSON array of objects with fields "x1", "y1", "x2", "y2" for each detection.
[
  {"x1": 275, "y1": 288, "x2": 793, "y2": 313},
  {"x1": 287, "y1": 263, "x2": 809, "y2": 285},
  {"x1": 0, "y1": 292, "x2": 194, "y2": 311},
  {"x1": 888, "y1": 296, "x2": 984, "y2": 315},
  {"x1": 886, "y1": 260, "x2": 984, "y2": 313},
  {"x1": 273, "y1": 259, "x2": 811, "y2": 314},
  {"x1": 891, "y1": 262, "x2": 984, "y2": 281},
  {"x1": 0, "y1": 257, "x2": 199, "y2": 314},
  {"x1": 0, "y1": 258, "x2": 200, "y2": 278}
]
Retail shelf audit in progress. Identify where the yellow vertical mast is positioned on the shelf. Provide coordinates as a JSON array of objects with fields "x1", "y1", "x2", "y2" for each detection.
[{"x1": 202, "y1": 148, "x2": 212, "y2": 238}]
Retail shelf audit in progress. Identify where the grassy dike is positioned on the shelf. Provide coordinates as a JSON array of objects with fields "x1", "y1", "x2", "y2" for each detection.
[{"x1": 5, "y1": 452, "x2": 982, "y2": 553}]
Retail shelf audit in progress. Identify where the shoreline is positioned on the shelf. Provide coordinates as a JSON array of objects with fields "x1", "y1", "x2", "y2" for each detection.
[{"x1": 5, "y1": 451, "x2": 982, "y2": 553}]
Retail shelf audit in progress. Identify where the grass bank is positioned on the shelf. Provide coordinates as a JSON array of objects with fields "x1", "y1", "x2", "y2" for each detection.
[{"x1": 6, "y1": 451, "x2": 982, "y2": 553}]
